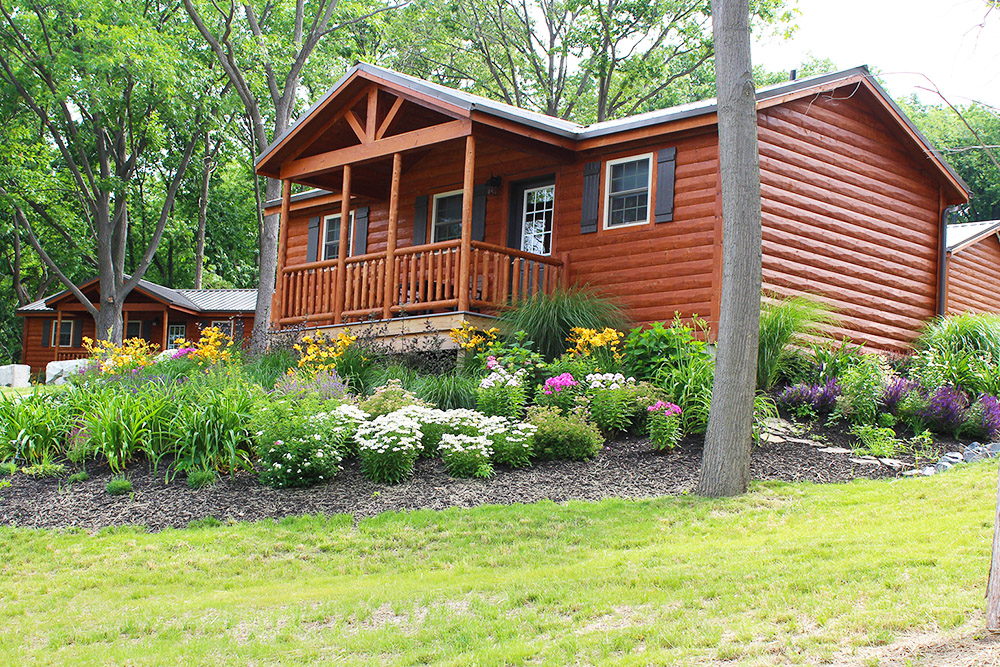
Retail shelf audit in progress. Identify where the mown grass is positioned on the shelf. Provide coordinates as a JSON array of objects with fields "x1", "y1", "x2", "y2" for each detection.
[{"x1": 0, "y1": 464, "x2": 996, "y2": 666}]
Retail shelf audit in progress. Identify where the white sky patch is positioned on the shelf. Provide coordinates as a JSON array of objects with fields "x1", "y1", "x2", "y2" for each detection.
[{"x1": 753, "y1": 0, "x2": 1000, "y2": 108}]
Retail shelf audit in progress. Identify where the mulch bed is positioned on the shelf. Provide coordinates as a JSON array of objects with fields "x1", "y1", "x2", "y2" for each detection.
[{"x1": 0, "y1": 428, "x2": 959, "y2": 532}]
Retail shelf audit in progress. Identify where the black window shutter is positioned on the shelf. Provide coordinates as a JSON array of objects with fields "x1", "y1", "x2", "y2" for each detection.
[
  {"x1": 413, "y1": 195, "x2": 429, "y2": 246},
  {"x1": 353, "y1": 206, "x2": 370, "y2": 256},
  {"x1": 306, "y1": 216, "x2": 321, "y2": 262},
  {"x1": 42, "y1": 319, "x2": 51, "y2": 347},
  {"x1": 471, "y1": 184, "x2": 487, "y2": 242},
  {"x1": 655, "y1": 147, "x2": 677, "y2": 223},
  {"x1": 73, "y1": 320, "x2": 83, "y2": 348},
  {"x1": 580, "y1": 161, "x2": 601, "y2": 234},
  {"x1": 142, "y1": 320, "x2": 153, "y2": 341}
]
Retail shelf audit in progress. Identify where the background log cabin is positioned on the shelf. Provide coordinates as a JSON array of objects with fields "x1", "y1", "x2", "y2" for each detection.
[
  {"x1": 17, "y1": 278, "x2": 256, "y2": 375},
  {"x1": 945, "y1": 220, "x2": 1000, "y2": 315},
  {"x1": 257, "y1": 63, "x2": 971, "y2": 353}
]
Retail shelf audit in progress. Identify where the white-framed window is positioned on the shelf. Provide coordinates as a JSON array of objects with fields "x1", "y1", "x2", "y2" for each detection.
[
  {"x1": 322, "y1": 211, "x2": 355, "y2": 261},
  {"x1": 125, "y1": 320, "x2": 142, "y2": 340},
  {"x1": 51, "y1": 320, "x2": 74, "y2": 347},
  {"x1": 604, "y1": 153, "x2": 653, "y2": 229},
  {"x1": 431, "y1": 190, "x2": 464, "y2": 242},
  {"x1": 521, "y1": 184, "x2": 555, "y2": 256},
  {"x1": 211, "y1": 319, "x2": 233, "y2": 336},
  {"x1": 167, "y1": 323, "x2": 186, "y2": 349}
]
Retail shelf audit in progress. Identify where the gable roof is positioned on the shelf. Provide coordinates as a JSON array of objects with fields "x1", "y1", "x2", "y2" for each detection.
[
  {"x1": 16, "y1": 278, "x2": 257, "y2": 316},
  {"x1": 255, "y1": 62, "x2": 970, "y2": 199},
  {"x1": 946, "y1": 220, "x2": 1000, "y2": 254}
]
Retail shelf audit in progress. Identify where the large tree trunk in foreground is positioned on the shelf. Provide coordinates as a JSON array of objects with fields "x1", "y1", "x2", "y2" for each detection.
[
  {"x1": 249, "y1": 177, "x2": 282, "y2": 352},
  {"x1": 696, "y1": 0, "x2": 762, "y2": 497},
  {"x1": 987, "y1": 463, "x2": 1000, "y2": 630}
]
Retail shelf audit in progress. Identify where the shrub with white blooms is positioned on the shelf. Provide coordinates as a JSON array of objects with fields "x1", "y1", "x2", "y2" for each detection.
[
  {"x1": 328, "y1": 403, "x2": 369, "y2": 456},
  {"x1": 256, "y1": 406, "x2": 356, "y2": 488},
  {"x1": 476, "y1": 365, "x2": 529, "y2": 419},
  {"x1": 356, "y1": 410, "x2": 423, "y2": 483},
  {"x1": 482, "y1": 418, "x2": 536, "y2": 468},
  {"x1": 585, "y1": 372, "x2": 639, "y2": 434},
  {"x1": 438, "y1": 433, "x2": 494, "y2": 478},
  {"x1": 585, "y1": 372, "x2": 635, "y2": 391}
]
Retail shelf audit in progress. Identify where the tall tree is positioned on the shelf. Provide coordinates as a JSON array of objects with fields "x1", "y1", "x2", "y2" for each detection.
[
  {"x1": 696, "y1": 0, "x2": 762, "y2": 497},
  {"x1": 182, "y1": 0, "x2": 394, "y2": 352},
  {"x1": 377, "y1": 0, "x2": 792, "y2": 123},
  {"x1": 0, "y1": 0, "x2": 203, "y2": 342}
]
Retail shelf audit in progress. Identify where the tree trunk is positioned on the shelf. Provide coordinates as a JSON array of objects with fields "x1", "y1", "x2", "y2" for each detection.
[
  {"x1": 249, "y1": 176, "x2": 282, "y2": 353},
  {"x1": 696, "y1": 0, "x2": 762, "y2": 497},
  {"x1": 194, "y1": 131, "x2": 212, "y2": 290},
  {"x1": 987, "y1": 462, "x2": 1000, "y2": 630}
]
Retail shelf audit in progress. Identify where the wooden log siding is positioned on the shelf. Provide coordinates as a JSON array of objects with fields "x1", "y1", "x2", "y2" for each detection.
[
  {"x1": 947, "y1": 234, "x2": 1000, "y2": 315},
  {"x1": 757, "y1": 92, "x2": 943, "y2": 353}
]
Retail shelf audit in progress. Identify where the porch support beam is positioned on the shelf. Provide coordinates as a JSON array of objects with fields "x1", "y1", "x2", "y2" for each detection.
[
  {"x1": 383, "y1": 152, "x2": 402, "y2": 320},
  {"x1": 161, "y1": 308, "x2": 169, "y2": 350},
  {"x1": 333, "y1": 165, "x2": 352, "y2": 324},
  {"x1": 280, "y1": 119, "x2": 472, "y2": 180},
  {"x1": 273, "y1": 178, "x2": 292, "y2": 324},
  {"x1": 458, "y1": 135, "x2": 476, "y2": 312},
  {"x1": 55, "y1": 308, "x2": 62, "y2": 348}
]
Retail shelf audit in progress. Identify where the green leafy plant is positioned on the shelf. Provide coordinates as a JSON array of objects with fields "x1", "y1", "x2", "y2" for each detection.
[
  {"x1": 485, "y1": 420, "x2": 535, "y2": 468},
  {"x1": 76, "y1": 384, "x2": 175, "y2": 472},
  {"x1": 105, "y1": 478, "x2": 132, "y2": 496},
  {"x1": 67, "y1": 471, "x2": 89, "y2": 484},
  {"x1": 656, "y1": 355, "x2": 715, "y2": 435},
  {"x1": 647, "y1": 401, "x2": 683, "y2": 451},
  {"x1": 0, "y1": 391, "x2": 70, "y2": 464},
  {"x1": 476, "y1": 365, "x2": 528, "y2": 419},
  {"x1": 527, "y1": 406, "x2": 603, "y2": 461},
  {"x1": 752, "y1": 394, "x2": 780, "y2": 446},
  {"x1": 622, "y1": 316, "x2": 712, "y2": 381},
  {"x1": 241, "y1": 349, "x2": 298, "y2": 388},
  {"x1": 170, "y1": 383, "x2": 259, "y2": 475},
  {"x1": 917, "y1": 312, "x2": 1000, "y2": 365},
  {"x1": 438, "y1": 433, "x2": 493, "y2": 478},
  {"x1": 849, "y1": 424, "x2": 900, "y2": 458},
  {"x1": 22, "y1": 460, "x2": 66, "y2": 478},
  {"x1": 757, "y1": 294, "x2": 836, "y2": 390},
  {"x1": 834, "y1": 354, "x2": 890, "y2": 425},
  {"x1": 186, "y1": 469, "x2": 218, "y2": 490},
  {"x1": 584, "y1": 373, "x2": 636, "y2": 435},
  {"x1": 359, "y1": 379, "x2": 428, "y2": 417},
  {"x1": 500, "y1": 287, "x2": 627, "y2": 361},
  {"x1": 808, "y1": 337, "x2": 866, "y2": 384},
  {"x1": 0, "y1": 461, "x2": 17, "y2": 476}
]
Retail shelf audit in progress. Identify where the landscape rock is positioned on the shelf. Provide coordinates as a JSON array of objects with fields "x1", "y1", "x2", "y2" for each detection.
[
  {"x1": 817, "y1": 447, "x2": 852, "y2": 455},
  {"x1": 849, "y1": 457, "x2": 880, "y2": 466},
  {"x1": 941, "y1": 452, "x2": 965, "y2": 465},
  {"x1": 45, "y1": 358, "x2": 90, "y2": 385},
  {"x1": 762, "y1": 432, "x2": 785, "y2": 444},
  {"x1": 921, "y1": 466, "x2": 937, "y2": 476},
  {"x1": 902, "y1": 469, "x2": 923, "y2": 477},
  {"x1": 935, "y1": 460, "x2": 955, "y2": 474},
  {"x1": 0, "y1": 364, "x2": 30, "y2": 388},
  {"x1": 963, "y1": 444, "x2": 989, "y2": 464},
  {"x1": 989, "y1": 442, "x2": 1000, "y2": 455},
  {"x1": 878, "y1": 458, "x2": 904, "y2": 470}
]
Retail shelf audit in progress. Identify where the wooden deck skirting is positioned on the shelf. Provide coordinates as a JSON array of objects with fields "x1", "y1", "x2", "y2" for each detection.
[{"x1": 276, "y1": 240, "x2": 564, "y2": 326}]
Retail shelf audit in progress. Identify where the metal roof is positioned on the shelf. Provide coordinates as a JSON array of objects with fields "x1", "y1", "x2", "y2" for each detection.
[{"x1": 946, "y1": 220, "x2": 1000, "y2": 252}]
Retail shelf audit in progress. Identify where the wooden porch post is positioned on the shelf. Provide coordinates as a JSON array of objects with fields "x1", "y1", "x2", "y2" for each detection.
[
  {"x1": 55, "y1": 308, "x2": 62, "y2": 350},
  {"x1": 383, "y1": 152, "x2": 402, "y2": 320},
  {"x1": 458, "y1": 135, "x2": 476, "y2": 312},
  {"x1": 273, "y1": 178, "x2": 292, "y2": 322},
  {"x1": 160, "y1": 308, "x2": 169, "y2": 350},
  {"x1": 123, "y1": 310, "x2": 129, "y2": 340},
  {"x1": 334, "y1": 165, "x2": 352, "y2": 324}
]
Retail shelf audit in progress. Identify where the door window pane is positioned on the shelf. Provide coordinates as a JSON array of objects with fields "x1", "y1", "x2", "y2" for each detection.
[
  {"x1": 167, "y1": 324, "x2": 186, "y2": 349},
  {"x1": 521, "y1": 185, "x2": 554, "y2": 256}
]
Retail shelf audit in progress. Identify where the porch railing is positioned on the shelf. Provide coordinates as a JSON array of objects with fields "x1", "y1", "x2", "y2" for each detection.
[
  {"x1": 277, "y1": 240, "x2": 565, "y2": 325},
  {"x1": 55, "y1": 349, "x2": 89, "y2": 362}
]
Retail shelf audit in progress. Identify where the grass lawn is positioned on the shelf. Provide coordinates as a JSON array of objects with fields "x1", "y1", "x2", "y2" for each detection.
[{"x1": 1, "y1": 463, "x2": 996, "y2": 666}]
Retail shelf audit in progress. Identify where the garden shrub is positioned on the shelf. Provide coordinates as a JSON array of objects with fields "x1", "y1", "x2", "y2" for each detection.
[
  {"x1": 917, "y1": 312, "x2": 1000, "y2": 365},
  {"x1": 484, "y1": 419, "x2": 535, "y2": 468},
  {"x1": 757, "y1": 294, "x2": 835, "y2": 390},
  {"x1": 258, "y1": 434, "x2": 343, "y2": 488},
  {"x1": 527, "y1": 406, "x2": 603, "y2": 461},
  {"x1": 76, "y1": 383, "x2": 176, "y2": 472},
  {"x1": 647, "y1": 401, "x2": 682, "y2": 451},
  {"x1": 534, "y1": 372, "x2": 583, "y2": 412},
  {"x1": 834, "y1": 354, "x2": 890, "y2": 424},
  {"x1": 807, "y1": 337, "x2": 866, "y2": 384},
  {"x1": 500, "y1": 287, "x2": 626, "y2": 362},
  {"x1": 0, "y1": 392, "x2": 69, "y2": 464},
  {"x1": 105, "y1": 478, "x2": 132, "y2": 496},
  {"x1": 622, "y1": 317, "x2": 712, "y2": 381},
  {"x1": 958, "y1": 394, "x2": 1000, "y2": 441},
  {"x1": 438, "y1": 433, "x2": 493, "y2": 478},
  {"x1": 585, "y1": 373, "x2": 635, "y2": 434},
  {"x1": 171, "y1": 382, "x2": 260, "y2": 474},
  {"x1": 476, "y1": 364, "x2": 528, "y2": 418},
  {"x1": 355, "y1": 410, "x2": 423, "y2": 484},
  {"x1": 359, "y1": 379, "x2": 428, "y2": 417},
  {"x1": 776, "y1": 379, "x2": 841, "y2": 420}
]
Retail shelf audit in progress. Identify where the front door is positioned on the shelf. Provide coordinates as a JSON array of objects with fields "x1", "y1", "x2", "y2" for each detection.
[{"x1": 507, "y1": 175, "x2": 556, "y2": 255}]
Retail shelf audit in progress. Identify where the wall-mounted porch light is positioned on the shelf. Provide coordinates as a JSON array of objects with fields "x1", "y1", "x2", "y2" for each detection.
[{"x1": 486, "y1": 174, "x2": 502, "y2": 197}]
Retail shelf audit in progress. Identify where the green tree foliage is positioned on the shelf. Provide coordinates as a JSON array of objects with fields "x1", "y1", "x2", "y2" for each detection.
[{"x1": 900, "y1": 98, "x2": 1000, "y2": 222}]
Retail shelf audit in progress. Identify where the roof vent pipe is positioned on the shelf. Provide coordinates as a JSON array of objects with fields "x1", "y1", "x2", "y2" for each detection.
[{"x1": 790, "y1": 69, "x2": 797, "y2": 81}]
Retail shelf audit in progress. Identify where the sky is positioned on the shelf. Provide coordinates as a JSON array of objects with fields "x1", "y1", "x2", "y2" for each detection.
[{"x1": 753, "y1": 0, "x2": 1000, "y2": 108}]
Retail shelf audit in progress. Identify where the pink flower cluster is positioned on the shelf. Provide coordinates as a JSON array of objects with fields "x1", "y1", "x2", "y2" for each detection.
[
  {"x1": 170, "y1": 347, "x2": 197, "y2": 359},
  {"x1": 648, "y1": 400, "x2": 682, "y2": 416},
  {"x1": 486, "y1": 355, "x2": 499, "y2": 370},
  {"x1": 542, "y1": 372, "x2": 578, "y2": 395}
]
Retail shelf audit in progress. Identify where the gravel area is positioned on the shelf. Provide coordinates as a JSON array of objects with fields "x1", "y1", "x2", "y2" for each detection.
[{"x1": 0, "y1": 429, "x2": 930, "y2": 532}]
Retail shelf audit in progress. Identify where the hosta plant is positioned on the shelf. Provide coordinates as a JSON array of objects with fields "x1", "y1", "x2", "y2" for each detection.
[
  {"x1": 356, "y1": 410, "x2": 423, "y2": 484},
  {"x1": 438, "y1": 433, "x2": 494, "y2": 478}
]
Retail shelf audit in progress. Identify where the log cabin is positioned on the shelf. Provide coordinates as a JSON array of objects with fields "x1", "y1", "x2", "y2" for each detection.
[
  {"x1": 945, "y1": 220, "x2": 1000, "y2": 315},
  {"x1": 17, "y1": 277, "x2": 256, "y2": 375},
  {"x1": 256, "y1": 63, "x2": 971, "y2": 353}
]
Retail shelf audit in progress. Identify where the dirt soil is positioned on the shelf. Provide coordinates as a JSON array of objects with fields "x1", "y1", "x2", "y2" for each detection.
[{"x1": 0, "y1": 428, "x2": 959, "y2": 532}]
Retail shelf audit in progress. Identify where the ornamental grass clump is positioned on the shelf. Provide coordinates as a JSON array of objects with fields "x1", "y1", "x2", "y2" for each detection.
[
  {"x1": 356, "y1": 410, "x2": 423, "y2": 484},
  {"x1": 757, "y1": 294, "x2": 836, "y2": 390},
  {"x1": 647, "y1": 401, "x2": 683, "y2": 451},
  {"x1": 438, "y1": 433, "x2": 494, "y2": 478}
]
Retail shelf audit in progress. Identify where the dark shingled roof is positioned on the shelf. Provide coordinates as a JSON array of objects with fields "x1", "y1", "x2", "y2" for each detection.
[{"x1": 16, "y1": 279, "x2": 256, "y2": 316}]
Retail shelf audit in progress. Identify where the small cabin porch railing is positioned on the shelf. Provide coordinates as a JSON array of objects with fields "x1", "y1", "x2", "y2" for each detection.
[
  {"x1": 276, "y1": 240, "x2": 566, "y2": 326},
  {"x1": 55, "y1": 349, "x2": 89, "y2": 362}
]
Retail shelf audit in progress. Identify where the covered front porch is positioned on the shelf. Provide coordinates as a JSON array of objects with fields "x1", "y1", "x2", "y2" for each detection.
[{"x1": 262, "y1": 68, "x2": 575, "y2": 331}]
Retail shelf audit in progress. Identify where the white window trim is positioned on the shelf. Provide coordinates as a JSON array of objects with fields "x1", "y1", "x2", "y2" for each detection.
[
  {"x1": 521, "y1": 184, "x2": 555, "y2": 256},
  {"x1": 167, "y1": 323, "x2": 186, "y2": 349},
  {"x1": 431, "y1": 189, "x2": 465, "y2": 243},
  {"x1": 211, "y1": 319, "x2": 234, "y2": 331},
  {"x1": 51, "y1": 320, "x2": 74, "y2": 347},
  {"x1": 321, "y1": 211, "x2": 355, "y2": 261},
  {"x1": 602, "y1": 152, "x2": 654, "y2": 230}
]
